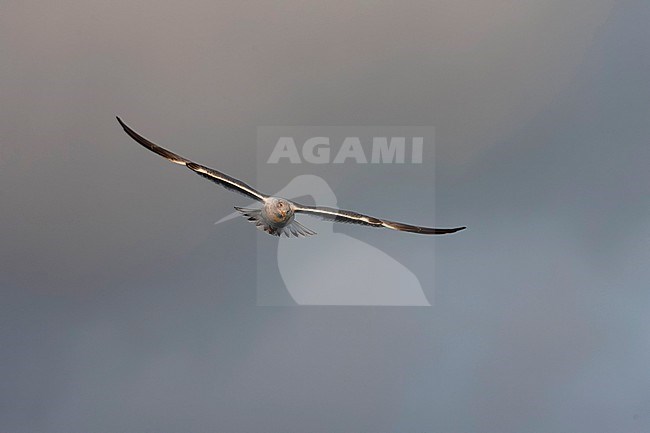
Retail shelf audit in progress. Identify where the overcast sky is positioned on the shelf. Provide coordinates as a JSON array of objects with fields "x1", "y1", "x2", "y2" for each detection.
[{"x1": 1, "y1": 1, "x2": 649, "y2": 432}]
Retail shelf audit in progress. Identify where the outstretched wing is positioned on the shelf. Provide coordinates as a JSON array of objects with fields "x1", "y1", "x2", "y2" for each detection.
[
  {"x1": 293, "y1": 204, "x2": 465, "y2": 235},
  {"x1": 117, "y1": 117, "x2": 267, "y2": 202}
]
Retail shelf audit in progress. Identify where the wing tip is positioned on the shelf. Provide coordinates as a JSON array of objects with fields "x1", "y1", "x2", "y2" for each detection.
[
  {"x1": 115, "y1": 116, "x2": 137, "y2": 137},
  {"x1": 438, "y1": 226, "x2": 466, "y2": 234},
  {"x1": 385, "y1": 221, "x2": 467, "y2": 235}
]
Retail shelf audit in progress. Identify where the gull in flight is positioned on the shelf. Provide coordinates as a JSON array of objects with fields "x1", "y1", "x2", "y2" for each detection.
[{"x1": 117, "y1": 117, "x2": 466, "y2": 238}]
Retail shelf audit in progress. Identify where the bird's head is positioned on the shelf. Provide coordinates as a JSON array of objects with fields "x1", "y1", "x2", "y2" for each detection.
[{"x1": 266, "y1": 197, "x2": 294, "y2": 223}]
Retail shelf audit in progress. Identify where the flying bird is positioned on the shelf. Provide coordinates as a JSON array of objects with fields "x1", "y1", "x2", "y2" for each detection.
[{"x1": 116, "y1": 117, "x2": 466, "y2": 238}]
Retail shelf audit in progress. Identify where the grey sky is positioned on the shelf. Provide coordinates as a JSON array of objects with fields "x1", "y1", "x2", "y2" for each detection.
[{"x1": 1, "y1": 1, "x2": 649, "y2": 432}]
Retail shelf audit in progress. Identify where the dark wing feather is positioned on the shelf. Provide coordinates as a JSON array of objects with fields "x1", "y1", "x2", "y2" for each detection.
[
  {"x1": 293, "y1": 204, "x2": 465, "y2": 235},
  {"x1": 117, "y1": 117, "x2": 267, "y2": 202}
]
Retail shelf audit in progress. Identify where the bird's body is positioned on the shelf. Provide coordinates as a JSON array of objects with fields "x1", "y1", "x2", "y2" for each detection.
[
  {"x1": 234, "y1": 198, "x2": 316, "y2": 237},
  {"x1": 116, "y1": 117, "x2": 466, "y2": 238}
]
